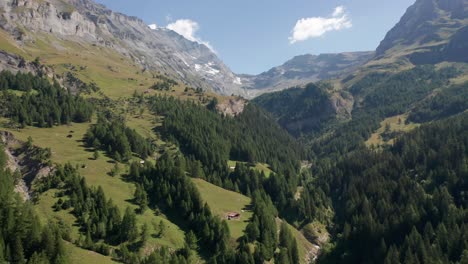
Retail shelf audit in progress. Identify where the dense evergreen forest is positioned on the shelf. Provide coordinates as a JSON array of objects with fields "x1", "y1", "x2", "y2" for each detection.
[
  {"x1": 253, "y1": 83, "x2": 337, "y2": 137},
  {"x1": 128, "y1": 154, "x2": 233, "y2": 263},
  {"x1": 408, "y1": 81, "x2": 468, "y2": 123},
  {"x1": 310, "y1": 65, "x2": 459, "y2": 158},
  {"x1": 0, "y1": 71, "x2": 93, "y2": 128},
  {"x1": 85, "y1": 112, "x2": 153, "y2": 161},
  {"x1": 127, "y1": 154, "x2": 300, "y2": 264},
  {"x1": 145, "y1": 95, "x2": 306, "y2": 216},
  {"x1": 34, "y1": 161, "x2": 207, "y2": 263},
  {"x1": 253, "y1": 64, "x2": 468, "y2": 263},
  {"x1": 147, "y1": 95, "x2": 303, "y2": 173},
  {"x1": 254, "y1": 66, "x2": 459, "y2": 157},
  {"x1": 0, "y1": 67, "x2": 306, "y2": 262},
  {"x1": 306, "y1": 112, "x2": 468, "y2": 263}
]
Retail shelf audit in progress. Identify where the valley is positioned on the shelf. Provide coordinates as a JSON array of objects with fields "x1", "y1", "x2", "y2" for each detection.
[{"x1": 0, "y1": 0, "x2": 466, "y2": 263}]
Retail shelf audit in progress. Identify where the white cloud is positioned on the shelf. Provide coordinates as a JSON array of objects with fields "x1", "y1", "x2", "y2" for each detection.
[
  {"x1": 332, "y1": 6, "x2": 345, "y2": 17},
  {"x1": 166, "y1": 19, "x2": 215, "y2": 52},
  {"x1": 148, "y1": 24, "x2": 157, "y2": 30},
  {"x1": 289, "y1": 6, "x2": 352, "y2": 44}
]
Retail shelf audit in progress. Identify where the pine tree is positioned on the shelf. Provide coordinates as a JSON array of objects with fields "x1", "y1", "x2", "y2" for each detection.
[
  {"x1": 28, "y1": 252, "x2": 48, "y2": 264},
  {"x1": 41, "y1": 226, "x2": 56, "y2": 259},
  {"x1": 159, "y1": 220, "x2": 166, "y2": 238},
  {"x1": 0, "y1": 236, "x2": 4, "y2": 262},
  {"x1": 120, "y1": 207, "x2": 138, "y2": 242},
  {"x1": 461, "y1": 250, "x2": 468, "y2": 264},
  {"x1": 245, "y1": 216, "x2": 259, "y2": 242},
  {"x1": 134, "y1": 184, "x2": 148, "y2": 213},
  {"x1": 12, "y1": 236, "x2": 26, "y2": 264},
  {"x1": 93, "y1": 150, "x2": 100, "y2": 160},
  {"x1": 84, "y1": 230, "x2": 93, "y2": 249},
  {"x1": 141, "y1": 223, "x2": 150, "y2": 246},
  {"x1": 185, "y1": 231, "x2": 197, "y2": 250}
]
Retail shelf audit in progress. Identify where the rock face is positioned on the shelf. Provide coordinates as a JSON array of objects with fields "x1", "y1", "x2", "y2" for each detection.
[
  {"x1": 216, "y1": 97, "x2": 247, "y2": 117},
  {"x1": 240, "y1": 52, "x2": 373, "y2": 97},
  {"x1": 408, "y1": 25, "x2": 468, "y2": 64},
  {"x1": 0, "y1": 50, "x2": 56, "y2": 78},
  {"x1": 376, "y1": 0, "x2": 468, "y2": 57},
  {"x1": 1, "y1": 131, "x2": 54, "y2": 201}
]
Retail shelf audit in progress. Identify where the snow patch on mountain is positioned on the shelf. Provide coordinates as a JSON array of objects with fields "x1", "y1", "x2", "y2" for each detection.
[
  {"x1": 194, "y1": 63, "x2": 220, "y2": 75},
  {"x1": 233, "y1": 77, "x2": 242, "y2": 85}
]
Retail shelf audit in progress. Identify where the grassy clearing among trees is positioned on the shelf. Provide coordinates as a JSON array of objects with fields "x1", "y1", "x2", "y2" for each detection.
[
  {"x1": 192, "y1": 178, "x2": 253, "y2": 240},
  {"x1": 3, "y1": 122, "x2": 186, "y2": 253}
]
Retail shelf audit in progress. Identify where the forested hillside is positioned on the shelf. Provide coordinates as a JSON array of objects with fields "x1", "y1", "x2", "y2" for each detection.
[
  {"x1": 147, "y1": 95, "x2": 303, "y2": 189},
  {"x1": 308, "y1": 113, "x2": 468, "y2": 263},
  {"x1": 253, "y1": 83, "x2": 336, "y2": 137},
  {"x1": 0, "y1": 62, "x2": 310, "y2": 263}
]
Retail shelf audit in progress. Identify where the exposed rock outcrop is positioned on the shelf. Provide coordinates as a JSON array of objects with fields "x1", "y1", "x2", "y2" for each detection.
[{"x1": 1, "y1": 131, "x2": 54, "y2": 201}]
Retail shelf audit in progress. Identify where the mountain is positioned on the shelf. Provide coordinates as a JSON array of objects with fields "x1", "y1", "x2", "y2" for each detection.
[
  {"x1": 0, "y1": 0, "x2": 245, "y2": 95},
  {"x1": 240, "y1": 51, "x2": 374, "y2": 97},
  {"x1": 375, "y1": 0, "x2": 468, "y2": 63}
]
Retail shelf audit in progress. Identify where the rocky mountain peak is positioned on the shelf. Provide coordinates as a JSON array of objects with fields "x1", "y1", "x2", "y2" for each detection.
[{"x1": 376, "y1": 0, "x2": 468, "y2": 56}]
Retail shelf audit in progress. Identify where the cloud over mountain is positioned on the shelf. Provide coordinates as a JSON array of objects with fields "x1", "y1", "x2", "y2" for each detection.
[
  {"x1": 166, "y1": 19, "x2": 215, "y2": 52},
  {"x1": 289, "y1": 6, "x2": 352, "y2": 44}
]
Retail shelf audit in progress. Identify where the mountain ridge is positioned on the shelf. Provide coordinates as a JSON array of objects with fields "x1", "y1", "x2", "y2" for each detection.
[{"x1": 240, "y1": 51, "x2": 374, "y2": 97}]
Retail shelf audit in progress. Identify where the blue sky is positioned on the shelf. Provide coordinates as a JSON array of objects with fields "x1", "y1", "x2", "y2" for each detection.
[{"x1": 95, "y1": 0, "x2": 415, "y2": 74}]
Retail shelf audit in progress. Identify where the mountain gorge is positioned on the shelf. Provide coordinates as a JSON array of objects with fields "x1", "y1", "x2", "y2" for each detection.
[{"x1": 250, "y1": 1, "x2": 468, "y2": 263}]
